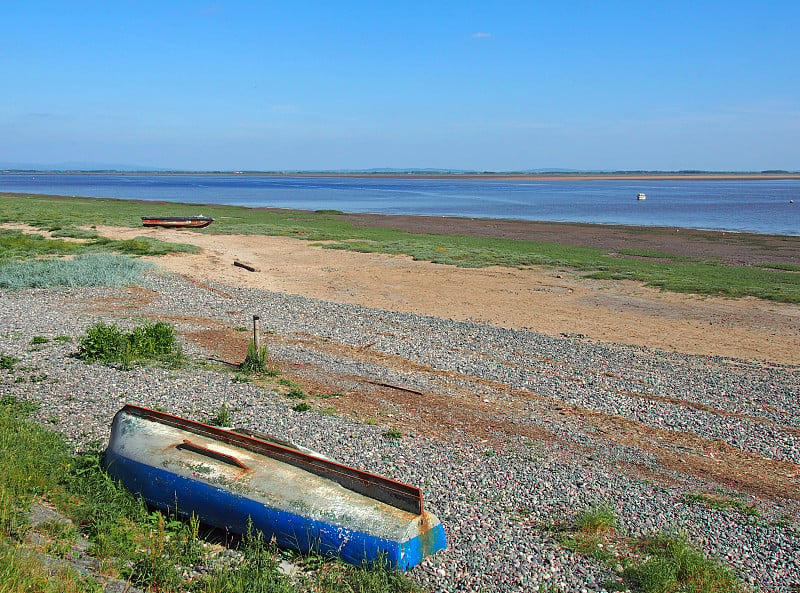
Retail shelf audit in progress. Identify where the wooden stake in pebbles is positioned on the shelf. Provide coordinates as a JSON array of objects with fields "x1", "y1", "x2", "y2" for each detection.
[{"x1": 252, "y1": 315, "x2": 261, "y2": 350}]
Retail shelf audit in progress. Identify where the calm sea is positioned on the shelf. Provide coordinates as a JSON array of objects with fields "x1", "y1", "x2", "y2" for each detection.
[{"x1": 1, "y1": 173, "x2": 798, "y2": 236}]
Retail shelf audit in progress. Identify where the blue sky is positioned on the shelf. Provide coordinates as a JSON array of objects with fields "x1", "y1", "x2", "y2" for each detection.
[{"x1": 2, "y1": 1, "x2": 798, "y2": 171}]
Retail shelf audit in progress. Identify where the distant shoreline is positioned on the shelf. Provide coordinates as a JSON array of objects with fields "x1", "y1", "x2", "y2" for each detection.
[{"x1": 3, "y1": 170, "x2": 800, "y2": 181}]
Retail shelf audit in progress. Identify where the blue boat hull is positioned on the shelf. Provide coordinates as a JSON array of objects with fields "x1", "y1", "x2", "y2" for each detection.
[{"x1": 103, "y1": 405, "x2": 446, "y2": 571}]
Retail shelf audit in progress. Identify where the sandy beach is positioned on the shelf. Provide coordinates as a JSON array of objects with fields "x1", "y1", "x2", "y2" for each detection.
[{"x1": 91, "y1": 218, "x2": 800, "y2": 365}]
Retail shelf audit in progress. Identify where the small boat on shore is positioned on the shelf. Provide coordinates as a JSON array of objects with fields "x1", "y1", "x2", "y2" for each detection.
[
  {"x1": 637, "y1": 193, "x2": 647, "y2": 201},
  {"x1": 141, "y1": 216, "x2": 214, "y2": 228},
  {"x1": 103, "y1": 405, "x2": 446, "y2": 570}
]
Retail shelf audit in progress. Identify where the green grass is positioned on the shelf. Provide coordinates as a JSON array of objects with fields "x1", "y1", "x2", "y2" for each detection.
[
  {"x1": 574, "y1": 502, "x2": 618, "y2": 534},
  {"x1": 208, "y1": 402, "x2": 232, "y2": 427},
  {"x1": 239, "y1": 339, "x2": 274, "y2": 375},
  {"x1": 0, "y1": 228, "x2": 198, "y2": 261},
  {"x1": 559, "y1": 503, "x2": 620, "y2": 564},
  {"x1": 383, "y1": 427, "x2": 403, "y2": 439},
  {"x1": 0, "y1": 353, "x2": 19, "y2": 370},
  {"x1": 684, "y1": 492, "x2": 761, "y2": 518},
  {"x1": 77, "y1": 321, "x2": 184, "y2": 369},
  {"x1": 624, "y1": 534, "x2": 748, "y2": 593},
  {"x1": 0, "y1": 395, "x2": 424, "y2": 593},
  {"x1": 2, "y1": 193, "x2": 798, "y2": 302},
  {"x1": 558, "y1": 503, "x2": 750, "y2": 592}
]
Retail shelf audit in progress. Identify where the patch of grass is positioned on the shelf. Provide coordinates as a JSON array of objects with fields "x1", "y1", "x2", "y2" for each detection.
[
  {"x1": 0, "y1": 353, "x2": 19, "y2": 370},
  {"x1": 91, "y1": 235, "x2": 200, "y2": 256},
  {"x1": 199, "y1": 526, "x2": 295, "y2": 593},
  {"x1": 0, "y1": 229, "x2": 83, "y2": 260},
  {"x1": 557, "y1": 502, "x2": 749, "y2": 593},
  {"x1": 0, "y1": 253, "x2": 155, "y2": 290},
  {"x1": 50, "y1": 227, "x2": 100, "y2": 239},
  {"x1": 624, "y1": 534, "x2": 748, "y2": 593},
  {"x1": 615, "y1": 248, "x2": 695, "y2": 261},
  {"x1": 0, "y1": 228, "x2": 197, "y2": 261},
  {"x1": 574, "y1": 502, "x2": 618, "y2": 534},
  {"x1": 209, "y1": 403, "x2": 232, "y2": 427},
  {"x1": 316, "y1": 392, "x2": 344, "y2": 399},
  {"x1": 77, "y1": 321, "x2": 183, "y2": 369},
  {"x1": 684, "y1": 492, "x2": 761, "y2": 518},
  {"x1": 302, "y1": 555, "x2": 424, "y2": 593},
  {"x1": 239, "y1": 340, "x2": 274, "y2": 374},
  {"x1": 760, "y1": 262, "x2": 800, "y2": 271},
  {"x1": 293, "y1": 402, "x2": 312, "y2": 412},
  {"x1": 276, "y1": 377, "x2": 307, "y2": 399},
  {"x1": 383, "y1": 427, "x2": 403, "y2": 439},
  {"x1": 286, "y1": 387, "x2": 307, "y2": 399},
  {"x1": 560, "y1": 503, "x2": 620, "y2": 564},
  {"x1": 0, "y1": 540, "x2": 103, "y2": 592},
  {"x1": 586, "y1": 259, "x2": 800, "y2": 303}
]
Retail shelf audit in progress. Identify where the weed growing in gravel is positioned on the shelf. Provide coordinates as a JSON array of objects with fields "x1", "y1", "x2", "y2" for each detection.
[
  {"x1": 209, "y1": 403, "x2": 232, "y2": 427},
  {"x1": 383, "y1": 427, "x2": 403, "y2": 439},
  {"x1": 239, "y1": 339, "x2": 276, "y2": 374},
  {"x1": 574, "y1": 502, "x2": 618, "y2": 534},
  {"x1": 286, "y1": 386, "x2": 307, "y2": 399},
  {"x1": 0, "y1": 353, "x2": 18, "y2": 370},
  {"x1": 684, "y1": 492, "x2": 761, "y2": 518},
  {"x1": 623, "y1": 534, "x2": 748, "y2": 593},
  {"x1": 278, "y1": 377, "x2": 308, "y2": 399},
  {"x1": 558, "y1": 502, "x2": 750, "y2": 592},
  {"x1": 293, "y1": 402, "x2": 311, "y2": 412},
  {"x1": 78, "y1": 321, "x2": 183, "y2": 369}
]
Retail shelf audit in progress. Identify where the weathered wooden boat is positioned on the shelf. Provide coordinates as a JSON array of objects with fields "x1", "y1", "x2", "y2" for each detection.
[
  {"x1": 141, "y1": 216, "x2": 214, "y2": 228},
  {"x1": 103, "y1": 405, "x2": 446, "y2": 570}
]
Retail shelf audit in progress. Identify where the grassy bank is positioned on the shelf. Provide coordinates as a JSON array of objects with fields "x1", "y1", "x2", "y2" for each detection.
[{"x1": 1, "y1": 193, "x2": 798, "y2": 303}]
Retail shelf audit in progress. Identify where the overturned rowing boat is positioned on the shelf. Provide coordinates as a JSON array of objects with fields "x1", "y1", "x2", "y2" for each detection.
[{"x1": 103, "y1": 405, "x2": 446, "y2": 570}]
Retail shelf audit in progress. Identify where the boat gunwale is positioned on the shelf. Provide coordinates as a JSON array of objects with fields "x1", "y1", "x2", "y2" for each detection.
[
  {"x1": 117, "y1": 404, "x2": 424, "y2": 516},
  {"x1": 141, "y1": 216, "x2": 214, "y2": 228}
]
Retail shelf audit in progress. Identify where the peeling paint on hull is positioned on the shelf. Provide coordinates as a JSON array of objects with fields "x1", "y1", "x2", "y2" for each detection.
[{"x1": 103, "y1": 405, "x2": 446, "y2": 570}]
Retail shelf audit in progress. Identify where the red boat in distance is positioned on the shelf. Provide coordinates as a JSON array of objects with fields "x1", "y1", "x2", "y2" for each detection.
[{"x1": 141, "y1": 216, "x2": 214, "y2": 229}]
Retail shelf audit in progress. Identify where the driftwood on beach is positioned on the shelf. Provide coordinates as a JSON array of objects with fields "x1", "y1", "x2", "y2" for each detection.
[{"x1": 233, "y1": 260, "x2": 258, "y2": 272}]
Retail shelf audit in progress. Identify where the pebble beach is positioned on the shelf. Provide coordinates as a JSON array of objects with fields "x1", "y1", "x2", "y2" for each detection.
[{"x1": 2, "y1": 270, "x2": 799, "y2": 592}]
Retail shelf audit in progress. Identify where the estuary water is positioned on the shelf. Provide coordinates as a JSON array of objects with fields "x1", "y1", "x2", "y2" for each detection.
[{"x1": 1, "y1": 173, "x2": 798, "y2": 235}]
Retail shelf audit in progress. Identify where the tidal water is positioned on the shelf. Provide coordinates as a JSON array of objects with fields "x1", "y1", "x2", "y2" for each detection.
[{"x1": 1, "y1": 173, "x2": 798, "y2": 235}]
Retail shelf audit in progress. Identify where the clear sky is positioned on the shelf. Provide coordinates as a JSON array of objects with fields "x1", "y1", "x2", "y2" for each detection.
[{"x1": 2, "y1": 1, "x2": 799, "y2": 171}]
